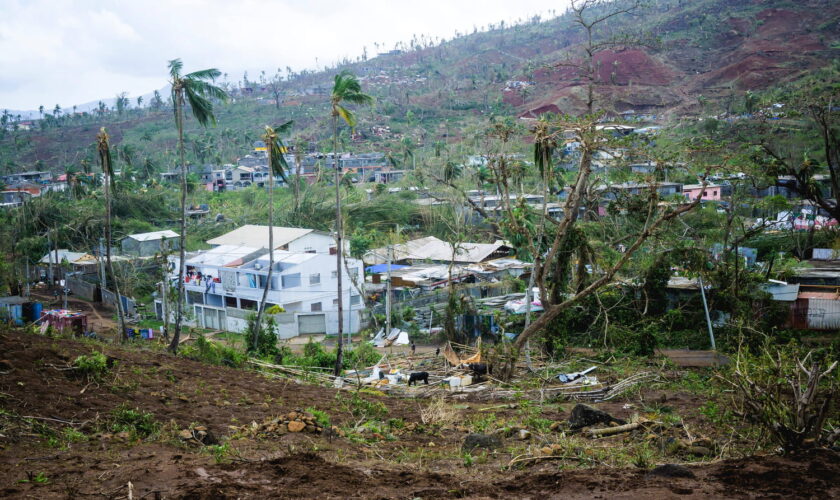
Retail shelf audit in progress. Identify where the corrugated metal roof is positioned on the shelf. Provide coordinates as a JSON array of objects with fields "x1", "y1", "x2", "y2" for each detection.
[
  {"x1": 39, "y1": 250, "x2": 97, "y2": 265},
  {"x1": 185, "y1": 245, "x2": 262, "y2": 267},
  {"x1": 207, "y1": 225, "x2": 317, "y2": 249},
  {"x1": 798, "y1": 291, "x2": 840, "y2": 300},
  {"x1": 365, "y1": 236, "x2": 509, "y2": 265},
  {"x1": 126, "y1": 230, "x2": 179, "y2": 242},
  {"x1": 762, "y1": 283, "x2": 800, "y2": 301},
  {"x1": 666, "y1": 277, "x2": 701, "y2": 290}
]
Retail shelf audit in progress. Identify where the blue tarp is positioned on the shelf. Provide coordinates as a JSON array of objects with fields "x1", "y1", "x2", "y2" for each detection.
[{"x1": 365, "y1": 264, "x2": 409, "y2": 273}]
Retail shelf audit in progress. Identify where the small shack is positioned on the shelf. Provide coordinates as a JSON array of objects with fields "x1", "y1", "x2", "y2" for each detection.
[
  {"x1": 121, "y1": 230, "x2": 180, "y2": 257},
  {"x1": 40, "y1": 309, "x2": 88, "y2": 336},
  {"x1": 0, "y1": 296, "x2": 30, "y2": 325},
  {"x1": 39, "y1": 250, "x2": 99, "y2": 279}
]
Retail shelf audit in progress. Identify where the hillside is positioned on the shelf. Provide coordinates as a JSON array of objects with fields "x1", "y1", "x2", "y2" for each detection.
[
  {"x1": 1, "y1": 328, "x2": 838, "y2": 499},
  {"x1": 1, "y1": 0, "x2": 838, "y2": 173}
]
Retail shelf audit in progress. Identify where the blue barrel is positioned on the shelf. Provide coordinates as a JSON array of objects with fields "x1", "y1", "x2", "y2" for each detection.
[
  {"x1": 32, "y1": 302, "x2": 43, "y2": 321},
  {"x1": 12, "y1": 304, "x2": 23, "y2": 325}
]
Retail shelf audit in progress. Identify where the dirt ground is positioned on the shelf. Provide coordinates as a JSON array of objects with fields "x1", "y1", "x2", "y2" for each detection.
[
  {"x1": 28, "y1": 290, "x2": 117, "y2": 333},
  {"x1": 0, "y1": 329, "x2": 837, "y2": 499}
]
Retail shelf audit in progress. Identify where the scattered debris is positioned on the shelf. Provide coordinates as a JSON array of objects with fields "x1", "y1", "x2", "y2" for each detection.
[
  {"x1": 568, "y1": 404, "x2": 625, "y2": 430},
  {"x1": 557, "y1": 366, "x2": 597, "y2": 383},
  {"x1": 231, "y1": 410, "x2": 329, "y2": 438}
]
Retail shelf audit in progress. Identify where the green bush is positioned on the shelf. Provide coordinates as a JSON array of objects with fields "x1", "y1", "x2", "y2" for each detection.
[
  {"x1": 108, "y1": 404, "x2": 159, "y2": 440},
  {"x1": 73, "y1": 351, "x2": 109, "y2": 380},
  {"x1": 181, "y1": 335, "x2": 247, "y2": 368},
  {"x1": 344, "y1": 342, "x2": 381, "y2": 369},
  {"x1": 306, "y1": 407, "x2": 331, "y2": 427},
  {"x1": 338, "y1": 392, "x2": 388, "y2": 421}
]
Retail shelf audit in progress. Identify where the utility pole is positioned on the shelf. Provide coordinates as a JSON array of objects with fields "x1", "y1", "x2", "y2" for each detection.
[
  {"x1": 160, "y1": 280, "x2": 168, "y2": 338},
  {"x1": 698, "y1": 275, "x2": 716, "y2": 350},
  {"x1": 385, "y1": 244, "x2": 392, "y2": 337},
  {"x1": 47, "y1": 230, "x2": 54, "y2": 285},
  {"x1": 24, "y1": 259, "x2": 30, "y2": 297},
  {"x1": 99, "y1": 238, "x2": 107, "y2": 294}
]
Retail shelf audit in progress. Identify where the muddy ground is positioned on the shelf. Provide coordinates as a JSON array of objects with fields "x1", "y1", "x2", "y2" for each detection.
[{"x1": 0, "y1": 329, "x2": 837, "y2": 499}]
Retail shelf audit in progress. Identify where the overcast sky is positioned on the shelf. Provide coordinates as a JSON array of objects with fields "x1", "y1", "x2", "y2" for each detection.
[{"x1": 0, "y1": 0, "x2": 568, "y2": 113}]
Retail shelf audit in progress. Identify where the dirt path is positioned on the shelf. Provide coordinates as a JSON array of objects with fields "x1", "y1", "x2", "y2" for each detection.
[{"x1": 29, "y1": 291, "x2": 116, "y2": 333}]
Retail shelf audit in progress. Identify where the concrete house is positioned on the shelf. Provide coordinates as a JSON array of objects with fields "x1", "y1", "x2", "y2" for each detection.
[
  {"x1": 168, "y1": 245, "x2": 364, "y2": 337},
  {"x1": 683, "y1": 183, "x2": 732, "y2": 201},
  {"x1": 207, "y1": 225, "x2": 339, "y2": 254},
  {"x1": 121, "y1": 230, "x2": 180, "y2": 257}
]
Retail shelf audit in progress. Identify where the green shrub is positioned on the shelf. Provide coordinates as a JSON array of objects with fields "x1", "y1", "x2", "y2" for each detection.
[
  {"x1": 306, "y1": 407, "x2": 331, "y2": 428},
  {"x1": 344, "y1": 342, "x2": 381, "y2": 369},
  {"x1": 73, "y1": 351, "x2": 109, "y2": 380},
  {"x1": 181, "y1": 335, "x2": 247, "y2": 368},
  {"x1": 108, "y1": 404, "x2": 159, "y2": 440},
  {"x1": 338, "y1": 392, "x2": 388, "y2": 421}
]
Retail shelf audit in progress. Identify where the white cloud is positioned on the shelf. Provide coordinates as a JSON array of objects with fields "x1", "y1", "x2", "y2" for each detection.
[{"x1": 0, "y1": 0, "x2": 568, "y2": 110}]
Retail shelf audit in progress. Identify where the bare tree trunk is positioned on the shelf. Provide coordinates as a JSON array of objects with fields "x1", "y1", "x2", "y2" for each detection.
[
  {"x1": 253, "y1": 140, "x2": 275, "y2": 351},
  {"x1": 333, "y1": 113, "x2": 344, "y2": 376},
  {"x1": 170, "y1": 95, "x2": 187, "y2": 353},
  {"x1": 104, "y1": 173, "x2": 128, "y2": 341}
]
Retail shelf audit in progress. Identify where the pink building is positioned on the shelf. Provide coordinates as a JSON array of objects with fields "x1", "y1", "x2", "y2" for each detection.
[{"x1": 683, "y1": 183, "x2": 726, "y2": 201}]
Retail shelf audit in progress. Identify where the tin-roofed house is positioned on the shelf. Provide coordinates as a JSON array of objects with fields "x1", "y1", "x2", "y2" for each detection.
[{"x1": 121, "y1": 230, "x2": 180, "y2": 257}]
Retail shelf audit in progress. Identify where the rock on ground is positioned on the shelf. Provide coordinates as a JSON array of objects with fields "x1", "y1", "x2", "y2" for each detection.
[
  {"x1": 462, "y1": 433, "x2": 502, "y2": 453},
  {"x1": 568, "y1": 403, "x2": 625, "y2": 429}
]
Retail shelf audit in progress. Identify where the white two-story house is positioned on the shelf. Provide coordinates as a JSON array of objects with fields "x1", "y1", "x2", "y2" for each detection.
[{"x1": 165, "y1": 244, "x2": 364, "y2": 338}]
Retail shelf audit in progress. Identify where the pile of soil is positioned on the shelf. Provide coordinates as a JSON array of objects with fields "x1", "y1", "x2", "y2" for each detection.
[{"x1": 1, "y1": 329, "x2": 837, "y2": 499}]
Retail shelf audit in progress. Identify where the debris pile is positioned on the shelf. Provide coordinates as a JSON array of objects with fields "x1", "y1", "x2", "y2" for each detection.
[
  {"x1": 178, "y1": 425, "x2": 218, "y2": 445},
  {"x1": 230, "y1": 410, "x2": 341, "y2": 438}
]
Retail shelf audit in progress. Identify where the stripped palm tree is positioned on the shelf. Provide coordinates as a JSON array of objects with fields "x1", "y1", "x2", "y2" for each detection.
[
  {"x1": 167, "y1": 58, "x2": 228, "y2": 353},
  {"x1": 330, "y1": 71, "x2": 373, "y2": 376},
  {"x1": 96, "y1": 128, "x2": 128, "y2": 341},
  {"x1": 252, "y1": 120, "x2": 293, "y2": 353}
]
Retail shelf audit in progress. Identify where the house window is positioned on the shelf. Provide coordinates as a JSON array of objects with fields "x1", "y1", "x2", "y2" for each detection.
[
  {"x1": 348, "y1": 267, "x2": 359, "y2": 277},
  {"x1": 331, "y1": 270, "x2": 337, "y2": 279},
  {"x1": 333, "y1": 298, "x2": 339, "y2": 306},
  {"x1": 713, "y1": 190, "x2": 717, "y2": 196},
  {"x1": 309, "y1": 273, "x2": 320, "y2": 285},
  {"x1": 310, "y1": 302, "x2": 322, "y2": 312},
  {"x1": 703, "y1": 191, "x2": 707, "y2": 196},
  {"x1": 281, "y1": 273, "x2": 301, "y2": 288},
  {"x1": 350, "y1": 295, "x2": 361, "y2": 306}
]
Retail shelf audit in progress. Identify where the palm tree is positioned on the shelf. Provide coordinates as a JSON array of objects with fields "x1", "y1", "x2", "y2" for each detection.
[
  {"x1": 329, "y1": 70, "x2": 372, "y2": 376},
  {"x1": 252, "y1": 121, "x2": 293, "y2": 353},
  {"x1": 167, "y1": 58, "x2": 228, "y2": 354},
  {"x1": 96, "y1": 128, "x2": 128, "y2": 341}
]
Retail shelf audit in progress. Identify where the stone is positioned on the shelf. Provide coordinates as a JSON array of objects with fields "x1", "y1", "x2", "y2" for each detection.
[
  {"x1": 686, "y1": 446, "x2": 713, "y2": 456},
  {"x1": 194, "y1": 425, "x2": 207, "y2": 432},
  {"x1": 115, "y1": 431, "x2": 131, "y2": 440},
  {"x1": 287, "y1": 421, "x2": 306, "y2": 433},
  {"x1": 518, "y1": 429, "x2": 532, "y2": 440},
  {"x1": 540, "y1": 446, "x2": 554, "y2": 456},
  {"x1": 549, "y1": 421, "x2": 563, "y2": 431},
  {"x1": 179, "y1": 430, "x2": 193, "y2": 440},
  {"x1": 462, "y1": 433, "x2": 502, "y2": 453},
  {"x1": 305, "y1": 424, "x2": 316, "y2": 433},
  {"x1": 568, "y1": 404, "x2": 624, "y2": 430},
  {"x1": 647, "y1": 464, "x2": 696, "y2": 479}
]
